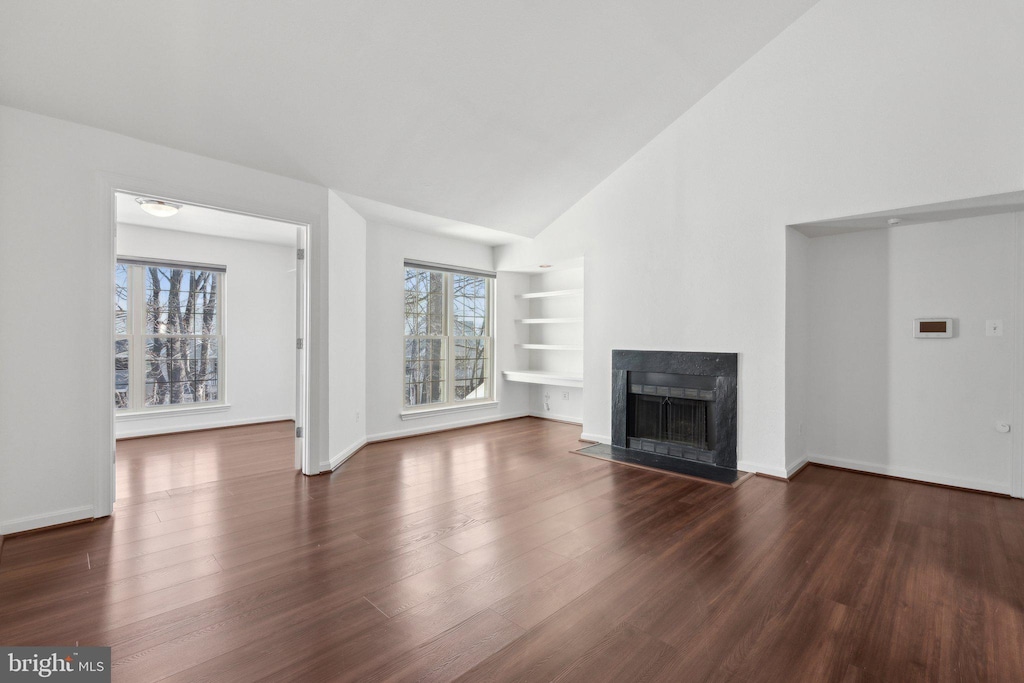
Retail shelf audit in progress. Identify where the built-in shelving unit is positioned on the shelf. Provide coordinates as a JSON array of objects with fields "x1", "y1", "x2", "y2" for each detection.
[
  {"x1": 515, "y1": 343, "x2": 583, "y2": 351},
  {"x1": 501, "y1": 369, "x2": 584, "y2": 388},
  {"x1": 515, "y1": 288, "x2": 583, "y2": 300},
  {"x1": 514, "y1": 317, "x2": 583, "y2": 324},
  {"x1": 504, "y1": 267, "x2": 584, "y2": 391}
]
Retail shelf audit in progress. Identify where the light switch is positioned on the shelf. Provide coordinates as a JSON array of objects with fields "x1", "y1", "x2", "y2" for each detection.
[{"x1": 986, "y1": 319, "x2": 1003, "y2": 337}]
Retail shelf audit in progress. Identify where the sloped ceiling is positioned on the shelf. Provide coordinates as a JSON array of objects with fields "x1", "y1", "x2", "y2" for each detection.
[{"x1": 0, "y1": 0, "x2": 817, "y2": 237}]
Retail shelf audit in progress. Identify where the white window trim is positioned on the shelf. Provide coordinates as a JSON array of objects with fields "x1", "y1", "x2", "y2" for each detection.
[
  {"x1": 400, "y1": 400, "x2": 499, "y2": 420},
  {"x1": 117, "y1": 403, "x2": 233, "y2": 421},
  {"x1": 116, "y1": 260, "x2": 227, "y2": 414},
  {"x1": 402, "y1": 267, "x2": 495, "y2": 414}
]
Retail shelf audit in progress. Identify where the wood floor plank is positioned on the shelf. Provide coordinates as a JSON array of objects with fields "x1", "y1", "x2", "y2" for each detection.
[
  {"x1": 2, "y1": 418, "x2": 1023, "y2": 682},
  {"x1": 105, "y1": 541, "x2": 458, "y2": 661},
  {"x1": 364, "y1": 545, "x2": 569, "y2": 618},
  {"x1": 454, "y1": 551, "x2": 667, "y2": 682},
  {"x1": 112, "y1": 593, "x2": 385, "y2": 682},
  {"x1": 551, "y1": 622, "x2": 677, "y2": 683},
  {"x1": 360, "y1": 608, "x2": 524, "y2": 683}
]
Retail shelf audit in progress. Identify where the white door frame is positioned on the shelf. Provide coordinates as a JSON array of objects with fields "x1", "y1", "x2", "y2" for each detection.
[
  {"x1": 1014, "y1": 210, "x2": 1024, "y2": 499},
  {"x1": 98, "y1": 173, "x2": 321, "y2": 517}
]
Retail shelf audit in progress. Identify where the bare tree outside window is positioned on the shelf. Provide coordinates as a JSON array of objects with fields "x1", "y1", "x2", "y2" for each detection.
[
  {"x1": 404, "y1": 267, "x2": 491, "y2": 408},
  {"x1": 114, "y1": 263, "x2": 130, "y2": 408},
  {"x1": 404, "y1": 268, "x2": 446, "y2": 406},
  {"x1": 452, "y1": 274, "x2": 489, "y2": 400},
  {"x1": 116, "y1": 261, "x2": 223, "y2": 410}
]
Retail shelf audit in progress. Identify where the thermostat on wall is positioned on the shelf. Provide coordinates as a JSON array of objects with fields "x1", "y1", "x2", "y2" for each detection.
[{"x1": 914, "y1": 318, "x2": 954, "y2": 338}]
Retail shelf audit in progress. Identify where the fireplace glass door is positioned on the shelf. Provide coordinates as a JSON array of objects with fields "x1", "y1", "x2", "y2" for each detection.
[{"x1": 631, "y1": 395, "x2": 710, "y2": 451}]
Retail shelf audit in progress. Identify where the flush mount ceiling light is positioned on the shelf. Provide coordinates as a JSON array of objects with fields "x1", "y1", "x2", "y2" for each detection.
[
  {"x1": 136, "y1": 197, "x2": 182, "y2": 218},
  {"x1": 538, "y1": 264, "x2": 553, "y2": 268}
]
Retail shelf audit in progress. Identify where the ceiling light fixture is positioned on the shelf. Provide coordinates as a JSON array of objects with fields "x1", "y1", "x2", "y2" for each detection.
[
  {"x1": 539, "y1": 264, "x2": 553, "y2": 268},
  {"x1": 136, "y1": 197, "x2": 182, "y2": 218},
  {"x1": 887, "y1": 218, "x2": 902, "y2": 226}
]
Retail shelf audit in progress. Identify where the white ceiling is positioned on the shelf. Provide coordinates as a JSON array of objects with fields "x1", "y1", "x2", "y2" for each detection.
[
  {"x1": 116, "y1": 192, "x2": 299, "y2": 247},
  {"x1": 2, "y1": 1, "x2": 817, "y2": 237},
  {"x1": 339, "y1": 192, "x2": 528, "y2": 247}
]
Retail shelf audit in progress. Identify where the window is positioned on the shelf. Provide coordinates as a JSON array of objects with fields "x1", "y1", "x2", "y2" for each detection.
[
  {"x1": 404, "y1": 263, "x2": 493, "y2": 409},
  {"x1": 115, "y1": 259, "x2": 224, "y2": 412}
]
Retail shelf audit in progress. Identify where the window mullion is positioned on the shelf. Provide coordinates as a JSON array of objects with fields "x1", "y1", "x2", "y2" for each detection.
[
  {"x1": 488, "y1": 279, "x2": 494, "y2": 399},
  {"x1": 446, "y1": 272, "x2": 455, "y2": 406}
]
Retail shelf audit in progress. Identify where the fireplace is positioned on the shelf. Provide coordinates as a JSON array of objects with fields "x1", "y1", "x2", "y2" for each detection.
[
  {"x1": 627, "y1": 371, "x2": 719, "y2": 457},
  {"x1": 611, "y1": 351, "x2": 737, "y2": 482}
]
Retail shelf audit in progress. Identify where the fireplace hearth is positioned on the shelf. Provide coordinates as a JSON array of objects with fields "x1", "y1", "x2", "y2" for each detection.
[{"x1": 611, "y1": 350, "x2": 737, "y2": 482}]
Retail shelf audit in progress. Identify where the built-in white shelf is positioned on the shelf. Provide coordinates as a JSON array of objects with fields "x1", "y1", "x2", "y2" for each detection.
[
  {"x1": 505, "y1": 267, "x2": 584, "y2": 395},
  {"x1": 516, "y1": 288, "x2": 583, "y2": 300},
  {"x1": 515, "y1": 318, "x2": 583, "y2": 324},
  {"x1": 516, "y1": 343, "x2": 583, "y2": 351},
  {"x1": 502, "y1": 370, "x2": 584, "y2": 389}
]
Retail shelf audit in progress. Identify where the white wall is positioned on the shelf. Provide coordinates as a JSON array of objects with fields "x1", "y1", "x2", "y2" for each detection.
[
  {"x1": 497, "y1": 0, "x2": 1024, "y2": 477},
  {"x1": 530, "y1": 386, "x2": 584, "y2": 425},
  {"x1": 0, "y1": 105, "x2": 346, "y2": 534},
  {"x1": 498, "y1": 269, "x2": 533, "y2": 424},
  {"x1": 328, "y1": 191, "x2": 368, "y2": 469},
  {"x1": 803, "y1": 214, "x2": 1019, "y2": 494},
  {"x1": 364, "y1": 221, "x2": 529, "y2": 440},
  {"x1": 114, "y1": 224, "x2": 296, "y2": 438},
  {"x1": 785, "y1": 228, "x2": 810, "y2": 475}
]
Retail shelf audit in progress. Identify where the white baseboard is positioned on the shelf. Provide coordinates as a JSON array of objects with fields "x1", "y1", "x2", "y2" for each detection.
[
  {"x1": 787, "y1": 457, "x2": 810, "y2": 478},
  {"x1": 2, "y1": 505, "x2": 95, "y2": 535},
  {"x1": 580, "y1": 432, "x2": 610, "y2": 444},
  {"x1": 116, "y1": 414, "x2": 294, "y2": 439},
  {"x1": 808, "y1": 454, "x2": 1011, "y2": 495},
  {"x1": 528, "y1": 411, "x2": 582, "y2": 425},
  {"x1": 367, "y1": 412, "x2": 530, "y2": 443},
  {"x1": 737, "y1": 459, "x2": 789, "y2": 479},
  {"x1": 323, "y1": 437, "x2": 367, "y2": 472}
]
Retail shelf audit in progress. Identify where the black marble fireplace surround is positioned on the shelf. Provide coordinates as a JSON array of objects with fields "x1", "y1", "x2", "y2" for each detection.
[{"x1": 611, "y1": 350, "x2": 738, "y2": 483}]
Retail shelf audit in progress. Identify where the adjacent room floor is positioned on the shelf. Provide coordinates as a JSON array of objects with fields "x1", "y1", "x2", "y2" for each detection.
[{"x1": 1, "y1": 418, "x2": 1022, "y2": 681}]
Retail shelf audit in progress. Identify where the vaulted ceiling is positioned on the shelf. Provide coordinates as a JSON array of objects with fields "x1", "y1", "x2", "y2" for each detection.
[{"x1": 0, "y1": 0, "x2": 817, "y2": 236}]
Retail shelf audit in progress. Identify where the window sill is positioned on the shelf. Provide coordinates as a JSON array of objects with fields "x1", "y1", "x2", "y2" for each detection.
[
  {"x1": 400, "y1": 400, "x2": 498, "y2": 421},
  {"x1": 116, "y1": 403, "x2": 231, "y2": 421}
]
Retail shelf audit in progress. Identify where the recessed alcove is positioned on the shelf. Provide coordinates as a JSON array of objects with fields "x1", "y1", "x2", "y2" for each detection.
[
  {"x1": 501, "y1": 260, "x2": 585, "y2": 424},
  {"x1": 787, "y1": 190, "x2": 1024, "y2": 494}
]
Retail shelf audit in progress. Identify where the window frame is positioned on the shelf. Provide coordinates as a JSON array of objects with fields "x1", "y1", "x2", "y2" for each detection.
[
  {"x1": 402, "y1": 265, "x2": 495, "y2": 414},
  {"x1": 115, "y1": 259, "x2": 227, "y2": 415}
]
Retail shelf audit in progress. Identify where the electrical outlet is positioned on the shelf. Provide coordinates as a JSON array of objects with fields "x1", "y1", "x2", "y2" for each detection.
[
  {"x1": 561, "y1": 391, "x2": 570, "y2": 400},
  {"x1": 355, "y1": 411, "x2": 360, "y2": 422}
]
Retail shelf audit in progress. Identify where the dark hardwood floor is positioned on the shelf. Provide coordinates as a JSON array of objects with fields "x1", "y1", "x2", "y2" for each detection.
[{"x1": 1, "y1": 417, "x2": 1022, "y2": 681}]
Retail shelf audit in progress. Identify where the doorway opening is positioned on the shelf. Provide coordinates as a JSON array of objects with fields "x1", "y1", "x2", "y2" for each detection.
[{"x1": 111, "y1": 191, "x2": 309, "y2": 500}]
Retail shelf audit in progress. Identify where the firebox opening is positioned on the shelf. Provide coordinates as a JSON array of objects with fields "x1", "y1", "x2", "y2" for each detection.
[
  {"x1": 625, "y1": 370, "x2": 717, "y2": 460},
  {"x1": 631, "y1": 395, "x2": 711, "y2": 450}
]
